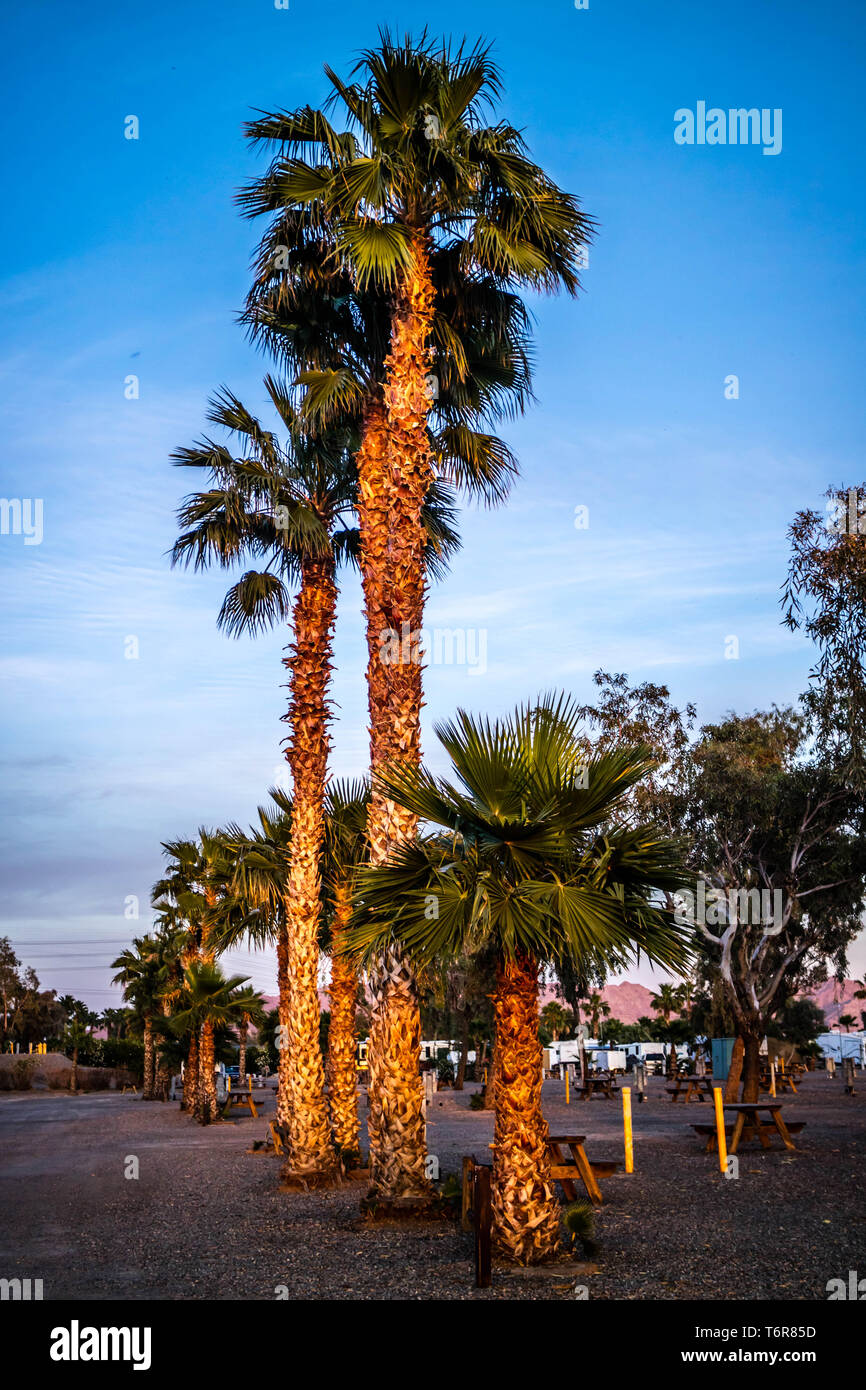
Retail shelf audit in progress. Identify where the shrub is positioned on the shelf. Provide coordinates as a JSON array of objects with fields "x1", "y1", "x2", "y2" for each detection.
[{"x1": 0, "y1": 1059, "x2": 36, "y2": 1091}]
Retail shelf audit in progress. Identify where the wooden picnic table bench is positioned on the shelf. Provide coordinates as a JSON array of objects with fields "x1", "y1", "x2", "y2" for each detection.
[
  {"x1": 692, "y1": 1102, "x2": 804, "y2": 1154},
  {"x1": 546, "y1": 1134, "x2": 619, "y2": 1206},
  {"x1": 581, "y1": 1073, "x2": 619, "y2": 1101},
  {"x1": 221, "y1": 1088, "x2": 262, "y2": 1119},
  {"x1": 665, "y1": 1074, "x2": 715, "y2": 1103},
  {"x1": 760, "y1": 1069, "x2": 798, "y2": 1094}
]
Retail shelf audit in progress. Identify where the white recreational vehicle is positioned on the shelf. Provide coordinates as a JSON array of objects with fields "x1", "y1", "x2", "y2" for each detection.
[{"x1": 817, "y1": 1032, "x2": 866, "y2": 1066}]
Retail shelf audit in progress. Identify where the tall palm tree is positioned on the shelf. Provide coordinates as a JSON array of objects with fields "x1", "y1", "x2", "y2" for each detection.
[
  {"x1": 346, "y1": 694, "x2": 692, "y2": 1260},
  {"x1": 173, "y1": 385, "x2": 359, "y2": 1183},
  {"x1": 152, "y1": 834, "x2": 232, "y2": 1116},
  {"x1": 240, "y1": 31, "x2": 592, "y2": 1203},
  {"x1": 111, "y1": 938, "x2": 162, "y2": 1100},
  {"x1": 172, "y1": 383, "x2": 458, "y2": 1185},
  {"x1": 651, "y1": 982, "x2": 681, "y2": 1075},
  {"x1": 218, "y1": 794, "x2": 295, "y2": 1131}
]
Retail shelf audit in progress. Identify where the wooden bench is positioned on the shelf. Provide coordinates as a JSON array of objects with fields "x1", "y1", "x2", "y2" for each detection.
[
  {"x1": 221, "y1": 1088, "x2": 261, "y2": 1119},
  {"x1": 547, "y1": 1134, "x2": 619, "y2": 1206},
  {"x1": 691, "y1": 1121, "x2": 806, "y2": 1153},
  {"x1": 666, "y1": 1075, "x2": 715, "y2": 1103},
  {"x1": 691, "y1": 1101, "x2": 806, "y2": 1153}
]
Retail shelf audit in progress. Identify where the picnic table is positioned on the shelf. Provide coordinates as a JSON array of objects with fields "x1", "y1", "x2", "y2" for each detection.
[
  {"x1": 545, "y1": 1134, "x2": 619, "y2": 1206},
  {"x1": 693, "y1": 1101, "x2": 804, "y2": 1154},
  {"x1": 221, "y1": 1086, "x2": 262, "y2": 1119},
  {"x1": 760, "y1": 1068, "x2": 798, "y2": 1095},
  {"x1": 665, "y1": 1074, "x2": 715, "y2": 1103},
  {"x1": 581, "y1": 1072, "x2": 619, "y2": 1101}
]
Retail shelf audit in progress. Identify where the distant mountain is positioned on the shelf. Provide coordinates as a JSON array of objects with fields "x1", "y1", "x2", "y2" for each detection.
[
  {"x1": 800, "y1": 979, "x2": 865, "y2": 1029},
  {"x1": 541, "y1": 980, "x2": 658, "y2": 1026},
  {"x1": 258, "y1": 978, "x2": 863, "y2": 1035}
]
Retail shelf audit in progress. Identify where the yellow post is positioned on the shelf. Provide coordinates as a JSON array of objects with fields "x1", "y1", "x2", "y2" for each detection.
[
  {"x1": 769, "y1": 1060, "x2": 776, "y2": 1097},
  {"x1": 623, "y1": 1086, "x2": 634, "y2": 1173},
  {"x1": 565, "y1": 1065, "x2": 570, "y2": 1106},
  {"x1": 713, "y1": 1086, "x2": 727, "y2": 1174}
]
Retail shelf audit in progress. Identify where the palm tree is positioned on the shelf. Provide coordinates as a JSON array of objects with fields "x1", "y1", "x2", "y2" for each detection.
[
  {"x1": 173, "y1": 386, "x2": 361, "y2": 1182},
  {"x1": 171, "y1": 962, "x2": 264, "y2": 1124},
  {"x1": 240, "y1": 31, "x2": 592, "y2": 1203},
  {"x1": 837, "y1": 1013, "x2": 857, "y2": 1033},
  {"x1": 540, "y1": 1001, "x2": 573, "y2": 1043},
  {"x1": 346, "y1": 694, "x2": 692, "y2": 1260},
  {"x1": 151, "y1": 835, "x2": 231, "y2": 1115},
  {"x1": 111, "y1": 938, "x2": 162, "y2": 1100},
  {"x1": 651, "y1": 982, "x2": 681, "y2": 1074},
  {"x1": 580, "y1": 991, "x2": 610, "y2": 1040}
]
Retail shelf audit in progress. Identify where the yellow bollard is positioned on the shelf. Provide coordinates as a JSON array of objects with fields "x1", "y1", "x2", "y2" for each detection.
[
  {"x1": 713, "y1": 1086, "x2": 728, "y2": 1174},
  {"x1": 565, "y1": 1066, "x2": 570, "y2": 1106},
  {"x1": 623, "y1": 1086, "x2": 634, "y2": 1173},
  {"x1": 769, "y1": 1060, "x2": 776, "y2": 1097}
]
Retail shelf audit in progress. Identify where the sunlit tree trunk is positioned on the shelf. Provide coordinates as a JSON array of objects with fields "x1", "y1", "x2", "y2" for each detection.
[
  {"x1": 491, "y1": 953, "x2": 560, "y2": 1265},
  {"x1": 276, "y1": 923, "x2": 292, "y2": 1129},
  {"x1": 238, "y1": 1021, "x2": 248, "y2": 1087},
  {"x1": 281, "y1": 556, "x2": 340, "y2": 1188},
  {"x1": 360, "y1": 233, "x2": 435, "y2": 1203},
  {"x1": 327, "y1": 882, "x2": 361, "y2": 1165},
  {"x1": 199, "y1": 1021, "x2": 218, "y2": 1124},
  {"x1": 142, "y1": 1017, "x2": 155, "y2": 1101},
  {"x1": 185, "y1": 1029, "x2": 199, "y2": 1116}
]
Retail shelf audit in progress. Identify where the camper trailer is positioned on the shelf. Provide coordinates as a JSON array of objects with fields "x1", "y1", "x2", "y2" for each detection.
[{"x1": 817, "y1": 1032, "x2": 866, "y2": 1066}]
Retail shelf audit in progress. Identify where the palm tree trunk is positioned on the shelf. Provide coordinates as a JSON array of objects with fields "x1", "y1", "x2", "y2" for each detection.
[
  {"x1": 327, "y1": 882, "x2": 360, "y2": 1165},
  {"x1": 359, "y1": 233, "x2": 436, "y2": 1203},
  {"x1": 70, "y1": 1045, "x2": 78, "y2": 1095},
  {"x1": 238, "y1": 1021, "x2": 248, "y2": 1087},
  {"x1": 724, "y1": 1035, "x2": 745, "y2": 1102},
  {"x1": 199, "y1": 1020, "x2": 218, "y2": 1124},
  {"x1": 491, "y1": 953, "x2": 560, "y2": 1265},
  {"x1": 281, "y1": 556, "x2": 340, "y2": 1188},
  {"x1": 276, "y1": 922, "x2": 292, "y2": 1129},
  {"x1": 142, "y1": 1017, "x2": 155, "y2": 1100},
  {"x1": 185, "y1": 1029, "x2": 200, "y2": 1116}
]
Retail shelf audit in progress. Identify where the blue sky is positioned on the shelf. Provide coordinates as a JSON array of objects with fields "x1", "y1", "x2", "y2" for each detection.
[{"x1": 1, "y1": 0, "x2": 865, "y2": 1009}]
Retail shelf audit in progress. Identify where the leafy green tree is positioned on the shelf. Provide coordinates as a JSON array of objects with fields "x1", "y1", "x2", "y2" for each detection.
[
  {"x1": 783, "y1": 484, "x2": 866, "y2": 786},
  {"x1": 681, "y1": 708, "x2": 866, "y2": 1100}
]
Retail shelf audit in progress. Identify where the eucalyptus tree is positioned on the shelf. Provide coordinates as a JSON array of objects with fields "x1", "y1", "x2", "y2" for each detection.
[
  {"x1": 681, "y1": 708, "x2": 866, "y2": 1102},
  {"x1": 240, "y1": 31, "x2": 592, "y2": 1202},
  {"x1": 347, "y1": 695, "x2": 691, "y2": 1260}
]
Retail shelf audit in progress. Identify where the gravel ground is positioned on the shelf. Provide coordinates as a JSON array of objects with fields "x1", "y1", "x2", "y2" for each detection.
[{"x1": 1, "y1": 1072, "x2": 864, "y2": 1301}]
